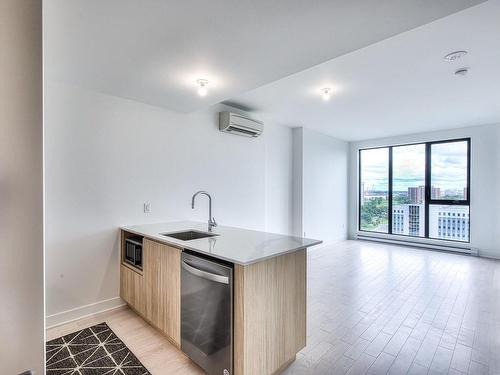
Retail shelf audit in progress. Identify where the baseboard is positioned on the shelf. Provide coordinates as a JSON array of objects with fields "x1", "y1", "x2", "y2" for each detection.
[
  {"x1": 477, "y1": 249, "x2": 500, "y2": 260},
  {"x1": 46, "y1": 296, "x2": 126, "y2": 329},
  {"x1": 356, "y1": 234, "x2": 477, "y2": 256}
]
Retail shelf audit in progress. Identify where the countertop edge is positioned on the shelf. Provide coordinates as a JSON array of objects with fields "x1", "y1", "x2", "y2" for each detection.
[{"x1": 120, "y1": 225, "x2": 323, "y2": 266}]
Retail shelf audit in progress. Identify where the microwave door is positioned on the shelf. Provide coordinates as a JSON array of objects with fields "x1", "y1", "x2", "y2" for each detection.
[{"x1": 126, "y1": 243, "x2": 134, "y2": 263}]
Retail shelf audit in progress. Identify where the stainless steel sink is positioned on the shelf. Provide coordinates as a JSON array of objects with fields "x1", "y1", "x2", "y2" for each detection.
[{"x1": 160, "y1": 230, "x2": 219, "y2": 241}]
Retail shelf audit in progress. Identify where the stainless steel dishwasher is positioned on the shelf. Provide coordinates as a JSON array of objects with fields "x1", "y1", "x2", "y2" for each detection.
[{"x1": 181, "y1": 251, "x2": 233, "y2": 375}]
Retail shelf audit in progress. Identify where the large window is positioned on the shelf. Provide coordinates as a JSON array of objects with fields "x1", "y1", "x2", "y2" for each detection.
[{"x1": 359, "y1": 138, "x2": 470, "y2": 242}]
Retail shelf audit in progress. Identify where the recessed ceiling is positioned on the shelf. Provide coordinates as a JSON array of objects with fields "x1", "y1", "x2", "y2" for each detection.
[
  {"x1": 44, "y1": 0, "x2": 484, "y2": 113},
  {"x1": 228, "y1": 1, "x2": 500, "y2": 141}
]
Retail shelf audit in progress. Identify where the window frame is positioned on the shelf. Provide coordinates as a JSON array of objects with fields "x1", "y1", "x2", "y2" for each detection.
[
  {"x1": 358, "y1": 147, "x2": 390, "y2": 234},
  {"x1": 358, "y1": 138, "x2": 471, "y2": 243}
]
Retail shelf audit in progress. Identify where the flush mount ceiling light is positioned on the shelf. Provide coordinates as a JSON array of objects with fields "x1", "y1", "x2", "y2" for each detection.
[
  {"x1": 454, "y1": 67, "x2": 469, "y2": 77},
  {"x1": 196, "y1": 79, "x2": 209, "y2": 96},
  {"x1": 321, "y1": 87, "x2": 332, "y2": 101},
  {"x1": 444, "y1": 50, "x2": 467, "y2": 62}
]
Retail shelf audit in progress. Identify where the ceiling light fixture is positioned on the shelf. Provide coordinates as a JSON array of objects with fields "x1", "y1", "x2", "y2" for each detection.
[
  {"x1": 454, "y1": 67, "x2": 469, "y2": 77},
  {"x1": 321, "y1": 88, "x2": 332, "y2": 101},
  {"x1": 444, "y1": 50, "x2": 467, "y2": 62},
  {"x1": 197, "y1": 79, "x2": 209, "y2": 96}
]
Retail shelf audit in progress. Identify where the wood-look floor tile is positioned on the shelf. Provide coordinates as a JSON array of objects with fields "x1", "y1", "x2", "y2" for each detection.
[{"x1": 366, "y1": 352, "x2": 395, "y2": 375}]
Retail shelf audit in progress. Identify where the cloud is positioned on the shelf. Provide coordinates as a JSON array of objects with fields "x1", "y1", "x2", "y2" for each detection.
[{"x1": 361, "y1": 141, "x2": 468, "y2": 191}]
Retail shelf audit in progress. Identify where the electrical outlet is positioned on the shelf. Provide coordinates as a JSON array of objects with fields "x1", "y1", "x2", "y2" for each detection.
[{"x1": 143, "y1": 202, "x2": 151, "y2": 213}]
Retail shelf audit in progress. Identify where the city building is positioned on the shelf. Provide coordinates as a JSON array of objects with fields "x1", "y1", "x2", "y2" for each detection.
[
  {"x1": 429, "y1": 206, "x2": 470, "y2": 242},
  {"x1": 407, "y1": 186, "x2": 442, "y2": 203},
  {"x1": 408, "y1": 186, "x2": 425, "y2": 204},
  {"x1": 432, "y1": 186, "x2": 441, "y2": 199},
  {"x1": 393, "y1": 203, "x2": 469, "y2": 242},
  {"x1": 392, "y1": 204, "x2": 425, "y2": 236}
]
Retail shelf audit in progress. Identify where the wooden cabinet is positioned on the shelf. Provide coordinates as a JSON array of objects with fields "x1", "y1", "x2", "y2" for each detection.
[
  {"x1": 143, "y1": 238, "x2": 181, "y2": 345},
  {"x1": 120, "y1": 232, "x2": 181, "y2": 347},
  {"x1": 234, "y1": 249, "x2": 307, "y2": 375},
  {"x1": 120, "y1": 264, "x2": 146, "y2": 316}
]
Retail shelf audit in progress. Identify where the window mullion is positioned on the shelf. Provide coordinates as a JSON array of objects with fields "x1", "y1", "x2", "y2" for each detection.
[
  {"x1": 424, "y1": 142, "x2": 431, "y2": 238},
  {"x1": 388, "y1": 147, "x2": 393, "y2": 235}
]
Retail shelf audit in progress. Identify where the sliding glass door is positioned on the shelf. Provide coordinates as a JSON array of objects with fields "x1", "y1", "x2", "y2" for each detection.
[{"x1": 359, "y1": 138, "x2": 470, "y2": 242}]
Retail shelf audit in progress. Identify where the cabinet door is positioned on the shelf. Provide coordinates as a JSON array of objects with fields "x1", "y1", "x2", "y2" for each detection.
[
  {"x1": 120, "y1": 265, "x2": 146, "y2": 316},
  {"x1": 143, "y1": 239, "x2": 181, "y2": 346}
]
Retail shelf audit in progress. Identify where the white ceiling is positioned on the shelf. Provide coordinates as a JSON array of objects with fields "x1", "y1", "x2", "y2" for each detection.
[
  {"x1": 228, "y1": 1, "x2": 500, "y2": 141},
  {"x1": 45, "y1": 0, "x2": 484, "y2": 113}
]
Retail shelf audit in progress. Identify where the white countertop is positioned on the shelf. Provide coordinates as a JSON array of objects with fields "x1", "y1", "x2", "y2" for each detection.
[{"x1": 121, "y1": 221, "x2": 322, "y2": 265}]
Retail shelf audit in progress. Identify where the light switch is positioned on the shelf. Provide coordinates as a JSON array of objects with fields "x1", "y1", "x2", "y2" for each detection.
[{"x1": 144, "y1": 202, "x2": 151, "y2": 213}]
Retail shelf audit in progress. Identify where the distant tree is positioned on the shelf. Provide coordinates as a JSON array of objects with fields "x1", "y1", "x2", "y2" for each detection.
[
  {"x1": 442, "y1": 194, "x2": 462, "y2": 200},
  {"x1": 361, "y1": 198, "x2": 388, "y2": 229},
  {"x1": 393, "y1": 196, "x2": 411, "y2": 205}
]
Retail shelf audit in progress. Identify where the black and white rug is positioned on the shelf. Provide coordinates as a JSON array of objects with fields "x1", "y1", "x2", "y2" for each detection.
[{"x1": 46, "y1": 322, "x2": 150, "y2": 374}]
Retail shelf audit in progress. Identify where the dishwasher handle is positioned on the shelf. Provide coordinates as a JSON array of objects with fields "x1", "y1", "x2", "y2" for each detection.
[{"x1": 182, "y1": 260, "x2": 229, "y2": 284}]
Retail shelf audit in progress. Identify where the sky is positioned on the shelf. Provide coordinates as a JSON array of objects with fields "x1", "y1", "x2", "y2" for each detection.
[{"x1": 361, "y1": 141, "x2": 468, "y2": 192}]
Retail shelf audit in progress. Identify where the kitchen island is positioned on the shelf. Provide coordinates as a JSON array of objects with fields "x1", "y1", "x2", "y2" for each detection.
[{"x1": 119, "y1": 221, "x2": 321, "y2": 375}]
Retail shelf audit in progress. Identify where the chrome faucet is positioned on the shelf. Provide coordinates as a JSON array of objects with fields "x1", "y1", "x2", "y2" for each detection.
[{"x1": 191, "y1": 191, "x2": 217, "y2": 232}]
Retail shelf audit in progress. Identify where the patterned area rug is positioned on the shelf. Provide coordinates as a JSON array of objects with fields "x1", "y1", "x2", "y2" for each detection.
[{"x1": 46, "y1": 322, "x2": 150, "y2": 374}]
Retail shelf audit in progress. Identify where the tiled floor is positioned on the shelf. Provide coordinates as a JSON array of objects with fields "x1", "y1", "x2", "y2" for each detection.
[
  {"x1": 284, "y1": 240, "x2": 500, "y2": 375},
  {"x1": 47, "y1": 240, "x2": 500, "y2": 374}
]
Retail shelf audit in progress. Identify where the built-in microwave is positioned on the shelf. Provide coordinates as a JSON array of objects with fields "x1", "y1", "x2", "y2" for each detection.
[{"x1": 124, "y1": 237, "x2": 143, "y2": 269}]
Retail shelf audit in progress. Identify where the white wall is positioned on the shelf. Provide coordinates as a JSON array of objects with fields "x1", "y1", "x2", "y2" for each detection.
[
  {"x1": 265, "y1": 122, "x2": 293, "y2": 233},
  {"x1": 348, "y1": 123, "x2": 500, "y2": 259},
  {"x1": 302, "y1": 128, "x2": 349, "y2": 244},
  {"x1": 291, "y1": 127, "x2": 304, "y2": 237},
  {"x1": 292, "y1": 127, "x2": 349, "y2": 244},
  {"x1": 0, "y1": 1, "x2": 44, "y2": 373},
  {"x1": 45, "y1": 82, "x2": 293, "y2": 322}
]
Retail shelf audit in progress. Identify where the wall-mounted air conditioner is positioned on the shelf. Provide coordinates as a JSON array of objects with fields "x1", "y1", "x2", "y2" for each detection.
[{"x1": 219, "y1": 111, "x2": 263, "y2": 137}]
